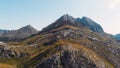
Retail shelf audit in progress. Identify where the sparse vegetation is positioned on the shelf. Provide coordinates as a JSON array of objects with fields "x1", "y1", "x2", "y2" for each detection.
[{"x1": 0, "y1": 15, "x2": 119, "y2": 68}]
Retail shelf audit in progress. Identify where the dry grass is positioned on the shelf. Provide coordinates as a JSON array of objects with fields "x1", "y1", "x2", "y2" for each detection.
[
  {"x1": 25, "y1": 40, "x2": 114, "y2": 68},
  {"x1": 0, "y1": 63, "x2": 16, "y2": 68},
  {"x1": 57, "y1": 41, "x2": 115, "y2": 68},
  {"x1": 1, "y1": 40, "x2": 114, "y2": 68},
  {"x1": 52, "y1": 25, "x2": 79, "y2": 32}
]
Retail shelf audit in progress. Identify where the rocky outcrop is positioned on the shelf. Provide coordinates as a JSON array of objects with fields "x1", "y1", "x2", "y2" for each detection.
[
  {"x1": 36, "y1": 45, "x2": 114, "y2": 68},
  {"x1": 0, "y1": 42, "x2": 29, "y2": 58}
]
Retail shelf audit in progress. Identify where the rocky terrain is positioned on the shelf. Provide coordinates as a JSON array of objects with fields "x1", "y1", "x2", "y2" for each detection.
[{"x1": 0, "y1": 14, "x2": 119, "y2": 68}]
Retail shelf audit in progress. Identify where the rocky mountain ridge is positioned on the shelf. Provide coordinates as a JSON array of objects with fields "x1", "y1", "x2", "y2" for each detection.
[
  {"x1": 42, "y1": 14, "x2": 104, "y2": 34},
  {"x1": 0, "y1": 14, "x2": 119, "y2": 68}
]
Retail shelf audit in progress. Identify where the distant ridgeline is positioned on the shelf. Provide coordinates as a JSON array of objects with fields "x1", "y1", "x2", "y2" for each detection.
[{"x1": 0, "y1": 25, "x2": 38, "y2": 42}]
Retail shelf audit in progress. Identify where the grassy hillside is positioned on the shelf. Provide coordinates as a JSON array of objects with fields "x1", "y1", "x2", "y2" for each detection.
[{"x1": 0, "y1": 25, "x2": 119, "y2": 68}]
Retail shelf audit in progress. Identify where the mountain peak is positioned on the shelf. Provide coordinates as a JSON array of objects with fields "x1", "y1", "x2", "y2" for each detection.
[
  {"x1": 42, "y1": 14, "x2": 104, "y2": 33},
  {"x1": 20, "y1": 25, "x2": 34, "y2": 30},
  {"x1": 26, "y1": 24, "x2": 32, "y2": 27},
  {"x1": 19, "y1": 25, "x2": 38, "y2": 32},
  {"x1": 23, "y1": 25, "x2": 33, "y2": 28},
  {"x1": 57, "y1": 14, "x2": 76, "y2": 23},
  {"x1": 62, "y1": 14, "x2": 71, "y2": 19}
]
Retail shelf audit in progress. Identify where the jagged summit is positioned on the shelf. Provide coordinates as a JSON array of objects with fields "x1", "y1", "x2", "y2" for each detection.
[
  {"x1": 57, "y1": 14, "x2": 76, "y2": 23},
  {"x1": 20, "y1": 25, "x2": 33, "y2": 29},
  {"x1": 25, "y1": 25, "x2": 33, "y2": 28},
  {"x1": 19, "y1": 25, "x2": 37, "y2": 32},
  {"x1": 41, "y1": 14, "x2": 77, "y2": 32},
  {"x1": 42, "y1": 14, "x2": 104, "y2": 33}
]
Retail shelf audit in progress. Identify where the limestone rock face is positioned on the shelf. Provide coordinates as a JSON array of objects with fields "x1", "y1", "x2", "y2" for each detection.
[
  {"x1": 36, "y1": 45, "x2": 113, "y2": 68},
  {"x1": 0, "y1": 42, "x2": 29, "y2": 58}
]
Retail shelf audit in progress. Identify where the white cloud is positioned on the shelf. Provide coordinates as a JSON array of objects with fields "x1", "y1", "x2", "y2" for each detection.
[{"x1": 108, "y1": 0, "x2": 120, "y2": 8}]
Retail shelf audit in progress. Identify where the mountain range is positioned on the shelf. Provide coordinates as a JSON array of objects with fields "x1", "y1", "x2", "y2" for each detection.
[
  {"x1": 0, "y1": 14, "x2": 119, "y2": 68},
  {"x1": 113, "y1": 34, "x2": 120, "y2": 41}
]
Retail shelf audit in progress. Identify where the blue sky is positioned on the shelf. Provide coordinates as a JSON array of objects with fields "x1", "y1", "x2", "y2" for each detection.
[{"x1": 0, "y1": 0, "x2": 120, "y2": 34}]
